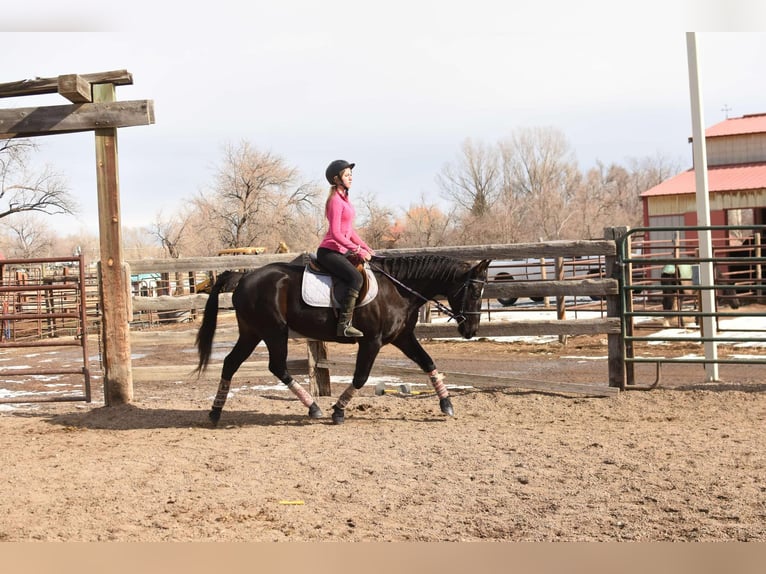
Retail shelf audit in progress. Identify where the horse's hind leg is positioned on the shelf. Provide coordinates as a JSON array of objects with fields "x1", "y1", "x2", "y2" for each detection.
[
  {"x1": 209, "y1": 335, "x2": 259, "y2": 426},
  {"x1": 392, "y1": 332, "x2": 454, "y2": 417},
  {"x1": 264, "y1": 334, "x2": 323, "y2": 419}
]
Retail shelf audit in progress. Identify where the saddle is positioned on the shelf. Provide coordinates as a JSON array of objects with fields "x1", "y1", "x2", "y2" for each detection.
[{"x1": 301, "y1": 254, "x2": 378, "y2": 308}]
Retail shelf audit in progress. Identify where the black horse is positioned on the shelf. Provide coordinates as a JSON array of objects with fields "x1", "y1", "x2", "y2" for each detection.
[
  {"x1": 195, "y1": 255, "x2": 490, "y2": 425},
  {"x1": 660, "y1": 263, "x2": 741, "y2": 327}
]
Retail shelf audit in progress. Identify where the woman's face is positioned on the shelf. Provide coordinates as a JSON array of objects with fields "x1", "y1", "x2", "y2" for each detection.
[{"x1": 338, "y1": 168, "x2": 353, "y2": 189}]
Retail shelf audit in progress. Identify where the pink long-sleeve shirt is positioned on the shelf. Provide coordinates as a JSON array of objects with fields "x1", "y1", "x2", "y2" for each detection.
[{"x1": 319, "y1": 191, "x2": 370, "y2": 254}]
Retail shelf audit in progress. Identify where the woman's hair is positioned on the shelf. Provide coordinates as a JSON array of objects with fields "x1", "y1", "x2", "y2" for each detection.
[
  {"x1": 324, "y1": 185, "x2": 338, "y2": 215},
  {"x1": 324, "y1": 168, "x2": 349, "y2": 215}
]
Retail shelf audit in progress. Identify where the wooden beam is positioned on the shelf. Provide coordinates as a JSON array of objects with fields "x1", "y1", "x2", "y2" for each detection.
[
  {"x1": 57, "y1": 74, "x2": 92, "y2": 103},
  {"x1": 128, "y1": 253, "x2": 295, "y2": 275},
  {"x1": 0, "y1": 99, "x2": 155, "y2": 139},
  {"x1": 414, "y1": 317, "x2": 622, "y2": 338},
  {"x1": 132, "y1": 359, "x2": 310, "y2": 383},
  {"x1": 126, "y1": 242, "x2": 617, "y2": 275},
  {"x1": 379, "y1": 241, "x2": 617, "y2": 258},
  {"x1": 94, "y1": 83, "x2": 133, "y2": 406},
  {"x1": 319, "y1": 358, "x2": 620, "y2": 397},
  {"x1": 485, "y1": 278, "x2": 619, "y2": 298},
  {"x1": 0, "y1": 70, "x2": 133, "y2": 99}
]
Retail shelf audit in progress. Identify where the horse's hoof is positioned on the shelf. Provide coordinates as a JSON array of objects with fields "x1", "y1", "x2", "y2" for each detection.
[
  {"x1": 331, "y1": 405, "x2": 345, "y2": 425},
  {"x1": 439, "y1": 397, "x2": 454, "y2": 417},
  {"x1": 209, "y1": 408, "x2": 222, "y2": 426},
  {"x1": 308, "y1": 402, "x2": 324, "y2": 419}
]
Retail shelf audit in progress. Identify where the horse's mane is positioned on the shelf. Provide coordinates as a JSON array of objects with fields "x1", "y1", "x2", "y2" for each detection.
[{"x1": 376, "y1": 254, "x2": 471, "y2": 282}]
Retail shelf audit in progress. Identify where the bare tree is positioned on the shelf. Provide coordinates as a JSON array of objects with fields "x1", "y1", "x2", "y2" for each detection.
[
  {"x1": 56, "y1": 230, "x2": 100, "y2": 261},
  {"x1": 437, "y1": 138, "x2": 501, "y2": 217},
  {"x1": 499, "y1": 127, "x2": 581, "y2": 240},
  {"x1": 355, "y1": 192, "x2": 396, "y2": 250},
  {"x1": 572, "y1": 161, "x2": 632, "y2": 239},
  {"x1": 121, "y1": 226, "x2": 164, "y2": 261},
  {"x1": 0, "y1": 213, "x2": 55, "y2": 258},
  {"x1": 147, "y1": 209, "x2": 193, "y2": 259},
  {"x1": 626, "y1": 152, "x2": 684, "y2": 197},
  {"x1": 397, "y1": 197, "x2": 457, "y2": 247},
  {"x1": 195, "y1": 141, "x2": 319, "y2": 250},
  {"x1": 0, "y1": 139, "x2": 77, "y2": 220}
]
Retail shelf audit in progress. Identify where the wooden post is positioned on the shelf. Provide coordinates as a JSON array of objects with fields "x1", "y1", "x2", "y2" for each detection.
[
  {"x1": 604, "y1": 227, "x2": 627, "y2": 389},
  {"x1": 555, "y1": 256, "x2": 567, "y2": 345},
  {"x1": 307, "y1": 340, "x2": 332, "y2": 396},
  {"x1": 94, "y1": 83, "x2": 133, "y2": 405}
]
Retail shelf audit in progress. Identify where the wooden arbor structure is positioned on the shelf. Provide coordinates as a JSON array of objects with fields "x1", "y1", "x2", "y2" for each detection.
[{"x1": 0, "y1": 70, "x2": 155, "y2": 405}]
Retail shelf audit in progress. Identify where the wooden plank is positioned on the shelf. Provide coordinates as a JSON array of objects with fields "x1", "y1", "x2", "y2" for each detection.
[
  {"x1": 415, "y1": 317, "x2": 622, "y2": 338},
  {"x1": 378, "y1": 241, "x2": 617, "y2": 258},
  {"x1": 485, "y1": 278, "x2": 618, "y2": 298},
  {"x1": 129, "y1": 326, "x2": 239, "y2": 345},
  {"x1": 132, "y1": 359, "x2": 309, "y2": 382},
  {"x1": 318, "y1": 358, "x2": 619, "y2": 397},
  {"x1": 132, "y1": 293, "x2": 233, "y2": 312},
  {"x1": 127, "y1": 253, "x2": 296, "y2": 274},
  {"x1": 125, "y1": 242, "x2": 616, "y2": 275},
  {"x1": 57, "y1": 74, "x2": 92, "y2": 103},
  {"x1": 128, "y1": 296, "x2": 620, "y2": 336},
  {"x1": 0, "y1": 70, "x2": 133, "y2": 99},
  {"x1": 0, "y1": 99, "x2": 155, "y2": 139}
]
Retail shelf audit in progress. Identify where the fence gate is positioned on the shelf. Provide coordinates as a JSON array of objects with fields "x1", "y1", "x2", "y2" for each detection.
[
  {"x1": 0, "y1": 255, "x2": 92, "y2": 404},
  {"x1": 618, "y1": 225, "x2": 766, "y2": 388}
]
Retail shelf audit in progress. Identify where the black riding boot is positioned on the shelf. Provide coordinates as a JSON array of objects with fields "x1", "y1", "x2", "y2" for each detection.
[{"x1": 337, "y1": 288, "x2": 364, "y2": 337}]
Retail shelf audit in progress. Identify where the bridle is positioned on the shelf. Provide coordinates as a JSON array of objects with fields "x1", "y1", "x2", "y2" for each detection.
[{"x1": 368, "y1": 261, "x2": 486, "y2": 325}]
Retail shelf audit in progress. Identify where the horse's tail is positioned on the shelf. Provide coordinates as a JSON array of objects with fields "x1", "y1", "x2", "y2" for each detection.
[{"x1": 194, "y1": 272, "x2": 234, "y2": 373}]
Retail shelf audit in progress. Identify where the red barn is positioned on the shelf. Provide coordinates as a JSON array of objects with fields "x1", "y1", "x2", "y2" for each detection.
[{"x1": 641, "y1": 113, "x2": 766, "y2": 247}]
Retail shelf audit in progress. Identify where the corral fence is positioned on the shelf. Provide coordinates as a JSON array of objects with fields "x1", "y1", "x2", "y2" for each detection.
[
  {"x1": 126, "y1": 228, "x2": 625, "y2": 398},
  {"x1": 7, "y1": 226, "x2": 764, "y2": 405},
  {"x1": 618, "y1": 225, "x2": 766, "y2": 388}
]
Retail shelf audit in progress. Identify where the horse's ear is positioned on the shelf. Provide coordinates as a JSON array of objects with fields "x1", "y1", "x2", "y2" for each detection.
[{"x1": 474, "y1": 259, "x2": 491, "y2": 275}]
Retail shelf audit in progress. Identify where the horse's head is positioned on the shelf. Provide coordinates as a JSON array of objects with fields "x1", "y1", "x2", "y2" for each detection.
[{"x1": 448, "y1": 259, "x2": 490, "y2": 339}]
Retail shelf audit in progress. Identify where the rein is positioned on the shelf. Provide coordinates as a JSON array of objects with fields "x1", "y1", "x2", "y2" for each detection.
[{"x1": 368, "y1": 260, "x2": 485, "y2": 325}]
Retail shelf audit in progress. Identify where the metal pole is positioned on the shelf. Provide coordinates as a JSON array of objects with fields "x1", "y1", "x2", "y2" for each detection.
[{"x1": 686, "y1": 32, "x2": 718, "y2": 381}]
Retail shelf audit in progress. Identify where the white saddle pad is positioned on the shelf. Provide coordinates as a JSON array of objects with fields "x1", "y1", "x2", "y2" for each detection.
[{"x1": 301, "y1": 265, "x2": 378, "y2": 308}]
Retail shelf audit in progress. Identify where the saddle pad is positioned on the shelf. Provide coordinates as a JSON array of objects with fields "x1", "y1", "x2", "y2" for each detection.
[{"x1": 301, "y1": 266, "x2": 378, "y2": 308}]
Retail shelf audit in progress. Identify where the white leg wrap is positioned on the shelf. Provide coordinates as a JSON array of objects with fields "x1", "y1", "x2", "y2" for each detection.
[{"x1": 428, "y1": 370, "x2": 449, "y2": 399}]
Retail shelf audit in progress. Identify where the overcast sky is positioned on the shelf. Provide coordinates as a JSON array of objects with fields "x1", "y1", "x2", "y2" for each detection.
[{"x1": 2, "y1": 2, "x2": 765, "y2": 236}]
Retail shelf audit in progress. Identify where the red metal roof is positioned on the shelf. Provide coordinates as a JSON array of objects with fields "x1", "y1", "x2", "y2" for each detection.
[
  {"x1": 641, "y1": 162, "x2": 766, "y2": 197},
  {"x1": 702, "y1": 113, "x2": 766, "y2": 138}
]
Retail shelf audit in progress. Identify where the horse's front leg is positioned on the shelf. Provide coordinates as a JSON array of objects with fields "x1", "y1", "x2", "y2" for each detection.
[
  {"x1": 331, "y1": 340, "x2": 382, "y2": 425},
  {"x1": 391, "y1": 331, "x2": 453, "y2": 417}
]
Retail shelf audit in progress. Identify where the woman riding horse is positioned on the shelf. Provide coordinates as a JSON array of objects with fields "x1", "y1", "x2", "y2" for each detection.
[
  {"x1": 316, "y1": 159, "x2": 374, "y2": 338},
  {"x1": 195, "y1": 254, "x2": 491, "y2": 425}
]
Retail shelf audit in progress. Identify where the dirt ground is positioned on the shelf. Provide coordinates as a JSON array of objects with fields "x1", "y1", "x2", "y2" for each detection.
[{"x1": 1, "y1": 315, "x2": 765, "y2": 542}]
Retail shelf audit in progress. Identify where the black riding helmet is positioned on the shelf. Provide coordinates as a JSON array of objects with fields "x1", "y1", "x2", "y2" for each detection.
[{"x1": 325, "y1": 159, "x2": 355, "y2": 186}]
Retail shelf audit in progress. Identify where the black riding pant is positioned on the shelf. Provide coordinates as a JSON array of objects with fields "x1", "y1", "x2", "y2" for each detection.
[{"x1": 316, "y1": 247, "x2": 363, "y2": 297}]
